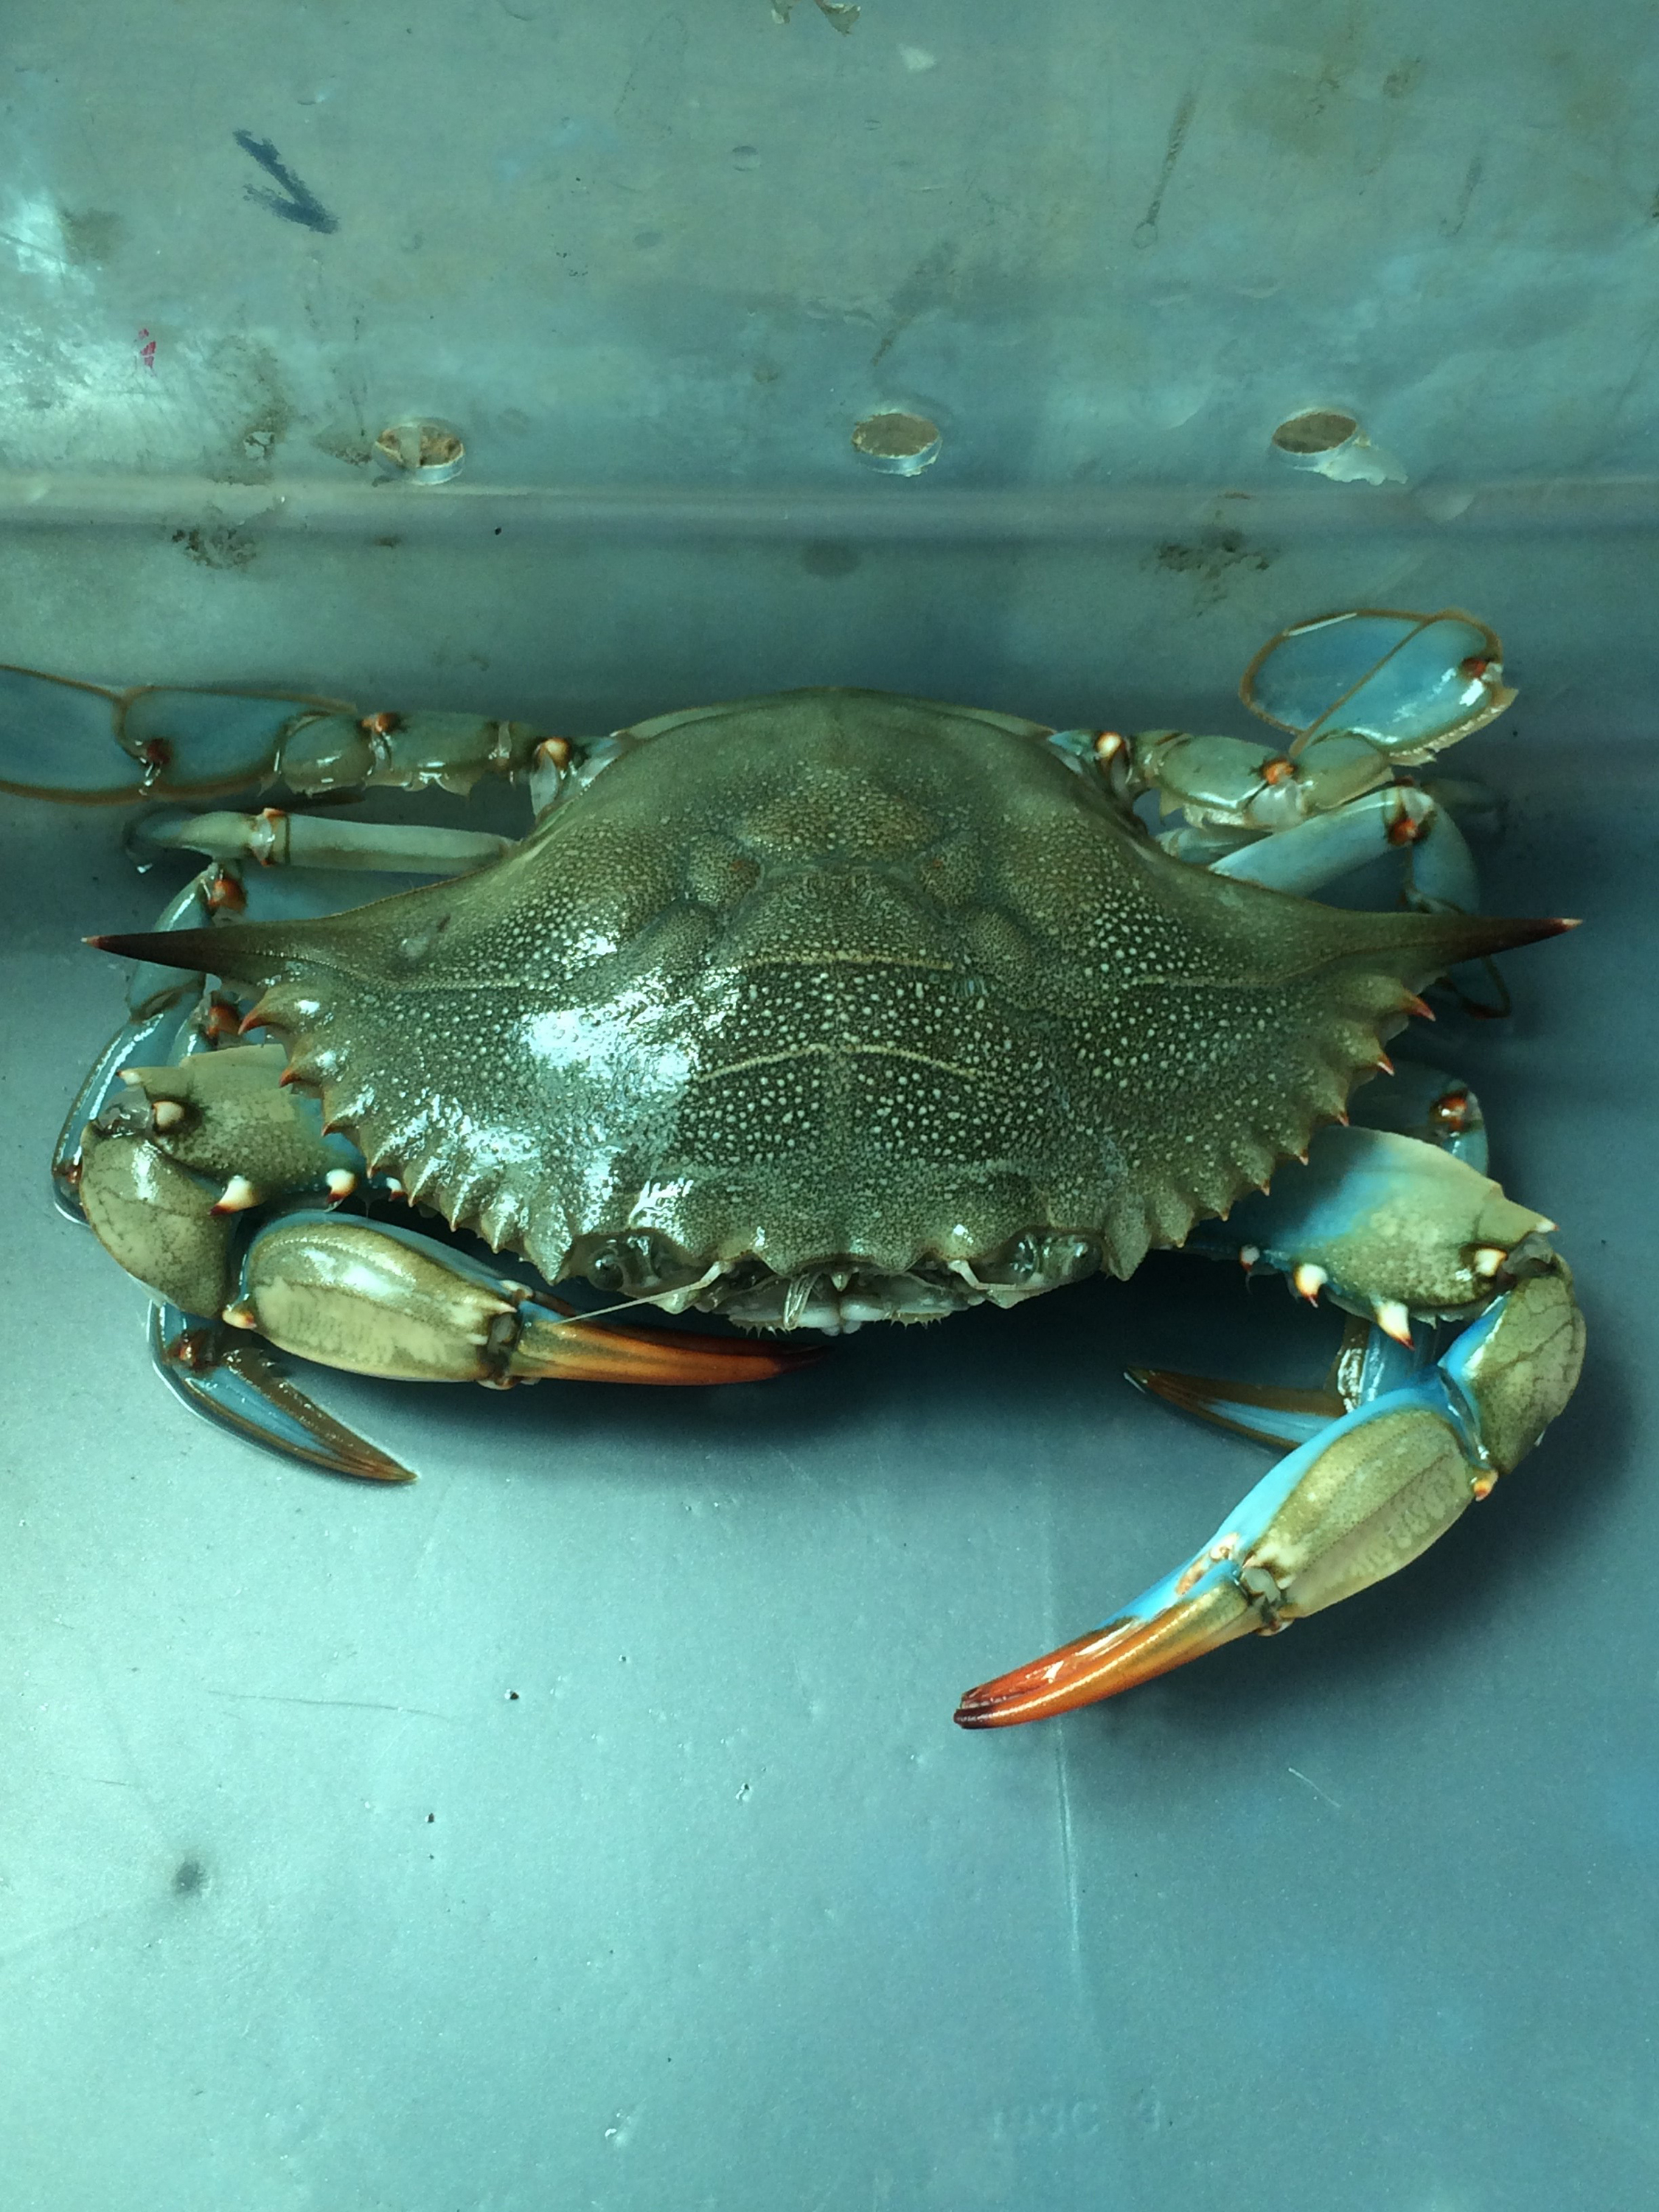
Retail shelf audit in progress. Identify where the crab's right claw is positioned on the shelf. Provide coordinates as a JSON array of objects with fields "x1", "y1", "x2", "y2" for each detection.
[
  {"x1": 152, "y1": 1307, "x2": 417, "y2": 1482},
  {"x1": 956, "y1": 1266, "x2": 1583, "y2": 1728},
  {"x1": 953, "y1": 1553, "x2": 1267, "y2": 1727}
]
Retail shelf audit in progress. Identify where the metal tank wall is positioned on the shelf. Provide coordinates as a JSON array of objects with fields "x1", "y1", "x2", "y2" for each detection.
[{"x1": 1, "y1": 4, "x2": 1654, "y2": 2209}]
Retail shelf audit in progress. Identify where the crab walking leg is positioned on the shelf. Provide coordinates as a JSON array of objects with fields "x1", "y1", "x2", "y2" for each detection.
[
  {"x1": 139, "y1": 809, "x2": 515, "y2": 877},
  {"x1": 224, "y1": 1216, "x2": 814, "y2": 1389},
  {"x1": 1079, "y1": 611, "x2": 1515, "y2": 855},
  {"x1": 1137, "y1": 1108, "x2": 1506, "y2": 1446},
  {"x1": 955, "y1": 1129, "x2": 1584, "y2": 1728},
  {"x1": 1207, "y1": 785, "x2": 1481, "y2": 910},
  {"x1": 0, "y1": 662, "x2": 567, "y2": 804},
  {"x1": 1345, "y1": 1059, "x2": 1488, "y2": 1170}
]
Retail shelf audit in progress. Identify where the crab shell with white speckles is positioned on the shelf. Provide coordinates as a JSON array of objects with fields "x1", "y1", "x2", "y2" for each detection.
[{"x1": 142, "y1": 689, "x2": 1554, "y2": 1334}]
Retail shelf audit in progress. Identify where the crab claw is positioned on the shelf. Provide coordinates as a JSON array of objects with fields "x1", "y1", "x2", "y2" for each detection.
[
  {"x1": 224, "y1": 1215, "x2": 820, "y2": 1394},
  {"x1": 957, "y1": 1263, "x2": 1583, "y2": 1728},
  {"x1": 954, "y1": 1551, "x2": 1266, "y2": 1727},
  {"x1": 507, "y1": 1308, "x2": 817, "y2": 1387}
]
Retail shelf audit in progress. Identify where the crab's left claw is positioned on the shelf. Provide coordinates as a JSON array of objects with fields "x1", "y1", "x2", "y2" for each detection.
[
  {"x1": 222, "y1": 1216, "x2": 819, "y2": 1394},
  {"x1": 153, "y1": 1307, "x2": 419, "y2": 1482},
  {"x1": 149, "y1": 1216, "x2": 816, "y2": 1483},
  {"x1": 505, "y1": 1305, "x2": 818, "y2": 1387},
  {"x1": 956, "y1": 1262, "x2": 1583, "y2": 1728}
]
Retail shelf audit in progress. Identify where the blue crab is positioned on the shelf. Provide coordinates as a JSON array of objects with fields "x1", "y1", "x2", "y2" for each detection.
[{"x1": 10, "y1": 609, "x2": 1583, "y2": 1727}]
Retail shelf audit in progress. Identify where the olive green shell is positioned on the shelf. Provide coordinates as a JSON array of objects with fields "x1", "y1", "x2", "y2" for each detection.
[{"x1": 133, "y1": 690, "x2": 1550, "y2": 1293}]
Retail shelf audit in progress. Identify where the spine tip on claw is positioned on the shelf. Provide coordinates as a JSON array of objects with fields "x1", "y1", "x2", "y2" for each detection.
[
  {"x1": 1292, "y1": 1262, "x2": 1328, "y2": 1302},
  {"x1": 211, "y1": 1174, "x2": 261, "y2": 1215},
  {"x1": 1373, "y1": 1298, "x2": 1414, "y2": 1346},
  {"x1": 1471, "y1": 1245, "x2": 1508, "y2": 1279},
  {"x1": 221, "y1": 1301, "x2": 259, "y2": 1330},
  {"x1": 325, "y1": 1169, "x2": 358, "y2": 1200}
]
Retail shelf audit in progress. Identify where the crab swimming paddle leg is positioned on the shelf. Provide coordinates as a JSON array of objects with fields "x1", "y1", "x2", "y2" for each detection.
[{"x1": 955, "y1": 1130, "x2": 1584, "y2": 1728}]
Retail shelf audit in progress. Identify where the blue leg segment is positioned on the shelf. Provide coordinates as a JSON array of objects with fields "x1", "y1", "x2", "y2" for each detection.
[{"x1": 149, "y1": 1303, "x2": 415, "y2": 1482}]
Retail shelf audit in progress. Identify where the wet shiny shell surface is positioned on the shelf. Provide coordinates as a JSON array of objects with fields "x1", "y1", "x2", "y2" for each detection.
[{"x1": 178, "y1": 690, "x2": 1528, "y2": 1296}]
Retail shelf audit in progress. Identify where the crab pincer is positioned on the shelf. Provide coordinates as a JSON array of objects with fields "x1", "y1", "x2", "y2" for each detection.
[
  {"x1": 220, "y1": 1216, "x2": 816, "y2": 1391},
  {"x1": 956, "y1": 1130, "x2": 1585, "y2": 1727}
]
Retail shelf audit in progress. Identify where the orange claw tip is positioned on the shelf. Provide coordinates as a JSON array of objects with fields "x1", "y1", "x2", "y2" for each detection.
[
  {"x1": 953, "y1": 1573, "x2": 1259, "y2": 1728},
  {"x1": 521, "y1": 1316, "x2": 825, "y2": 1388}
]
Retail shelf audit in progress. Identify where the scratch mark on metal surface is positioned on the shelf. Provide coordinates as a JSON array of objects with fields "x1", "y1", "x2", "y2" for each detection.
[
  {"x1": 0, "y1": 226, "x2": 69, "y2": 270},
  {"x1": 207, "y1": 1688, "x2": 454, "y2": 1721},
  {"x1": 403, "y1": 1458, "x2": 466, "y2": 1592},
  {"x1": 1441, "y1": 150, "x2": 1485, "y2": 237},
  {"x1": 232, "y1": 131, "x2": 338, "y2": 234},
  {"x1": 32, "y1": 1767, "x2": 144, "y2": 1793},
  {"x1": 83, "y1": 1648, "x2": 169, "y2": 1843},
  {"x1": 1046, "y1": 1498, "x2": 1095, "y2": 2032},
  {"x1": 871, "y1": 237, "x2": 958, "y2": 369},
  {"x1": 1133, "y1": 90, "x2": 1198, "y2": 249},
  {"x1": 1287, "y1": 1764, "x2": 1343, "y2": 1810},
  {"x1": 0, "y1": 1905, "x2": 130, "y2": 1970},
  {"x1": 1054, "y1": 1723, "x2": 1085, "y2": 1967}
]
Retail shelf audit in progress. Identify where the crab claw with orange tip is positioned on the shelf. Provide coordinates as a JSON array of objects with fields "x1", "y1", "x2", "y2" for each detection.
[
  {"x1": 229, "y1": 1214, "x2": 818, "y2": 1394},
  {"x1": 954, "y1": 1553, "x2": 1265, "y2": 1728},
  {"x1": 957, "y1": 1257, "x2": 1584, "y2": 1729},
  {"x1": 507, "y1": 1307, "x2": 817, "y2": 1388}
]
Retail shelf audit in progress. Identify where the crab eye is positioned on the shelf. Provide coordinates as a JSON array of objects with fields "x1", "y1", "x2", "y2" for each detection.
[
  {"x1": 973, "y1": 1230, "x2": 1101, "y2": 1290},
  {"x1": 1005, "y1": 1235, "x2": 1041, "y2": 1284},
  {"x1": 582, "y1": 1230, "x2": 693, "y2": 1296}
]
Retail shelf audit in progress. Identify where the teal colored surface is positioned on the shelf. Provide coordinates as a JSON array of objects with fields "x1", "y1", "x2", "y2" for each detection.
[
  {"x1": 1, "y1": 1, "x2": 1657, "y2": 2206},
  {"x1": 4, "y1": 625, "x2": 1649, "y2": 2212}
]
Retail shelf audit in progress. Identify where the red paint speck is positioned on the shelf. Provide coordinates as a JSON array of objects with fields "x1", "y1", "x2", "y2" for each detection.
[{"x1": 137, "y1": 327, "x2": 156, "y2": 371}]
